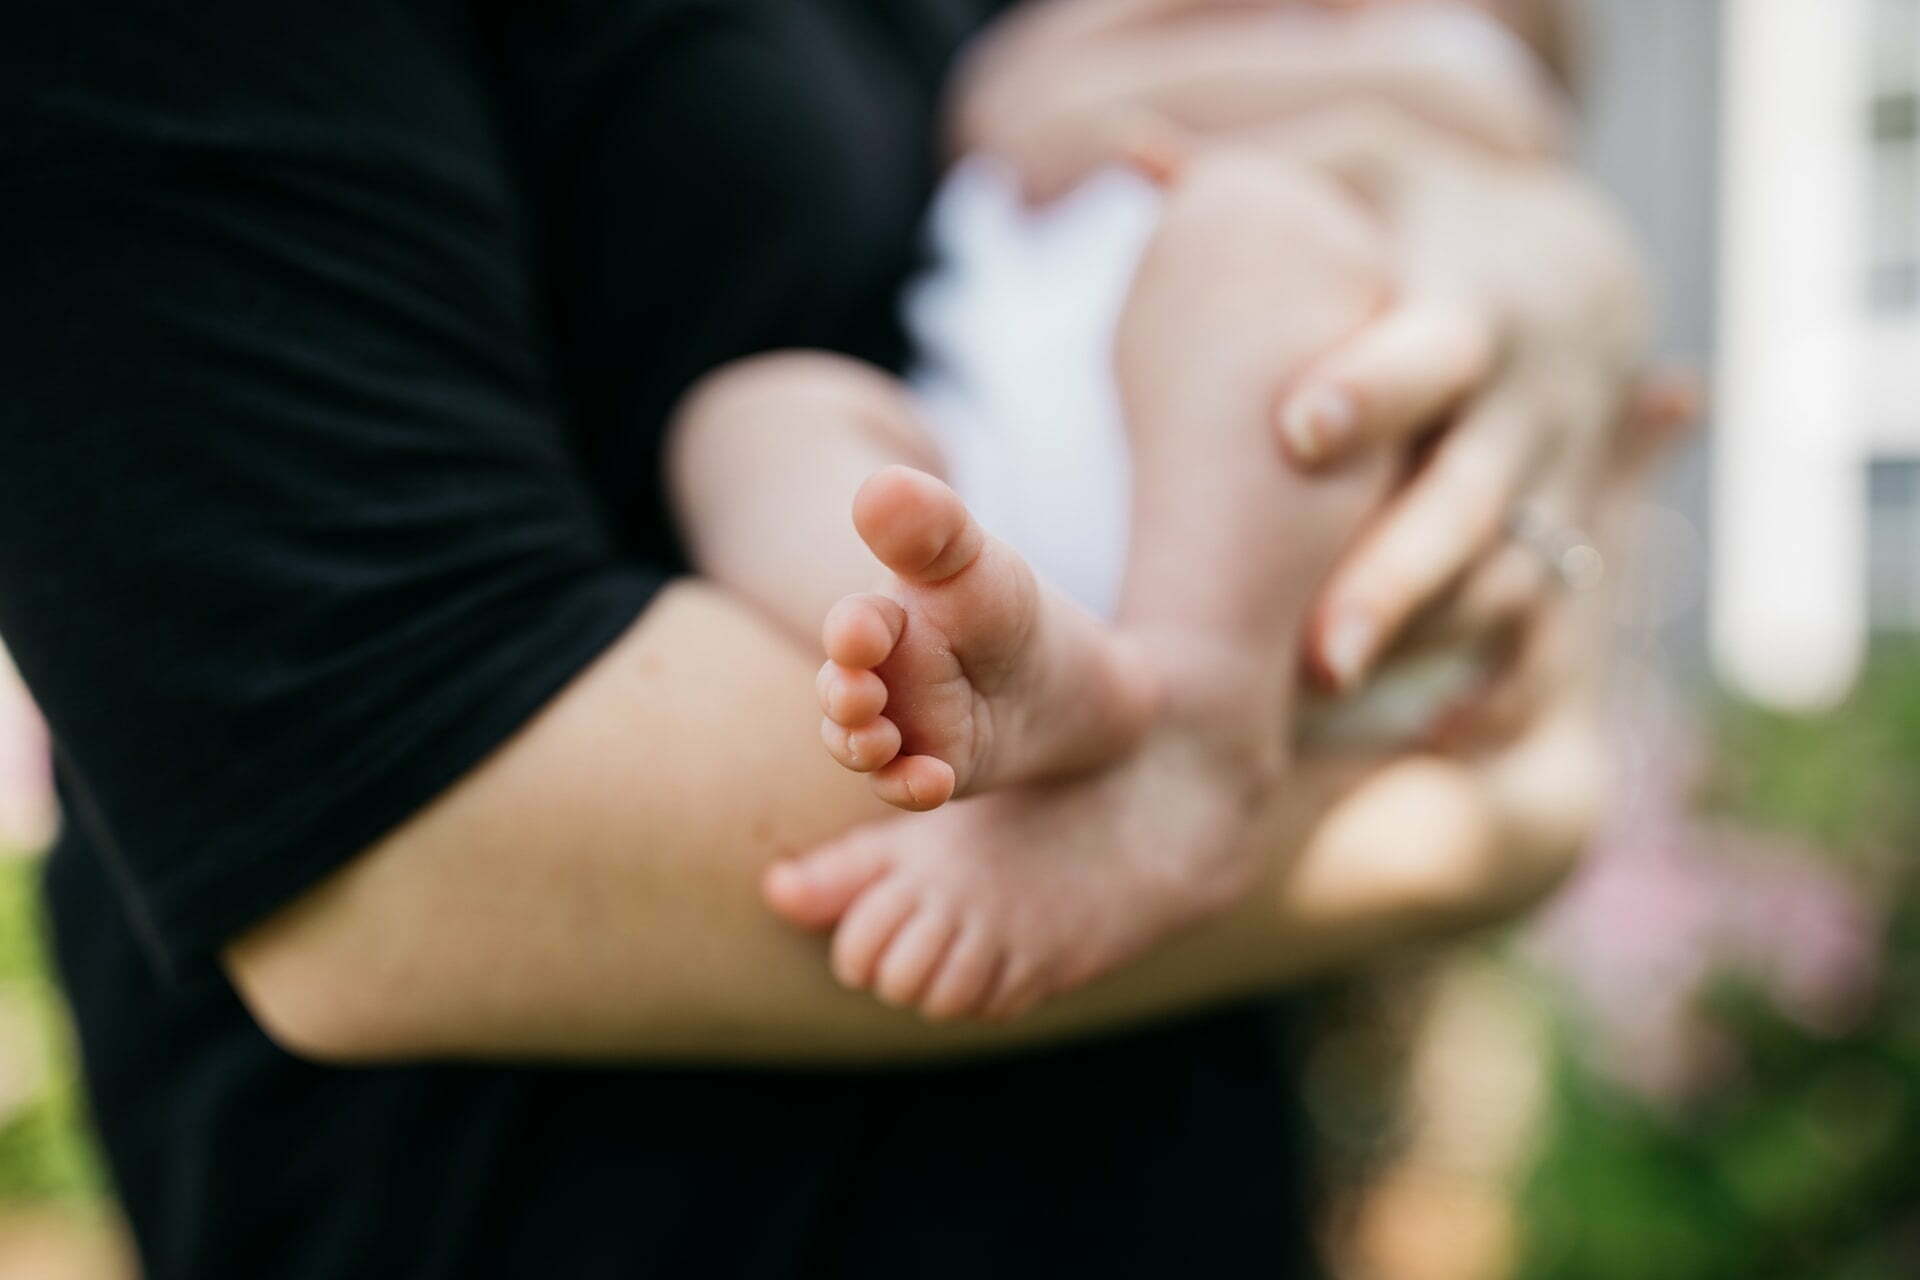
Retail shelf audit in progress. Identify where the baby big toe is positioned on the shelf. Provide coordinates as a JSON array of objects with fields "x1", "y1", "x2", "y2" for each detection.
[
  {"x1": 851, "y1": 466, "x2": 980, "y2": 584},
  {"x1": 762, "y1": 837, "x2": 892, "y2": 932}
]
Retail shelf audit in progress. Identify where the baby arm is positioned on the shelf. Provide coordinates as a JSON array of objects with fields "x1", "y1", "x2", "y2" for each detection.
[
  {"x1": 666, "y1": 351, "x2": 945, "y2": 646},
  {"x1": 669, "y1": 353, "x2": 1158, "y2": 811}
]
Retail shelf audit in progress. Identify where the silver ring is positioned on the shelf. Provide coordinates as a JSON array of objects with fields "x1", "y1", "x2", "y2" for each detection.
[{"x1": 1510, "y1": 504, "x2": 1605, "y2": 593}]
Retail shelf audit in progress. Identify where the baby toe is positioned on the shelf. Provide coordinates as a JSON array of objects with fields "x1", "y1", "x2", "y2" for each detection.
[
  {"x1": 822, "y1": 594, "x2": 905, "y2": 671},
  {"x1": 822, "y1": 716, "x2": 902, "y2": 774},
  {"x1": 818, "y1": 663, "x2": 889, "y2": 727},
  {"x1": 871, "y1": 754, "x2": 957, "y2": 812},
  {"x1": 919, "y1": 921, "x2": 1002, "y2": 1023},
  {"x1": 873, "y1": 903, "x2": 959, "y2": 1010},
  {"x1": 851, "y1": 467, "x2": 980, "y2": 583},
  {"x1": 829, "y1": 877, "x2": 919, "y2": 992},
  {"x1": 762, "y1": 836, "x2": 893, "y2": 932},
  {"x1": 982, "y1": 952, "x2": 1050, "y2": 1024}
]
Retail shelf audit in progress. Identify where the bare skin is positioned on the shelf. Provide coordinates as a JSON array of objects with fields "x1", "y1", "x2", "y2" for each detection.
[
  {"x1": 664, "y1": 0, "x2": 1645, "y2": 1023},
  {"x1": 227, "y1": 359, "x2": 1668, "y2": 1065},
  {"x1": 213, "y1": 39, "x2": 1648, "y2": 1068},
  {"x1": 671, "y1": 148, "x2": 1394, "y2": 1019},
  {"x1": 771, "y1": 718, "x2": 1270, "y2": 1022},
  {"x1": 224, "y1": 580, "x2": 1605, "y2": 1065},
  {"x1": 940, "y1": 0, "x2": 1637, "y2": 699},
  {"x1": 819, "y1": 149, "x2": 1387, "y2": 802},
  {"x1": 951, "y1": 0, "x2": 1570, "y2": 206},
  {"x1": 817, "y1": 467, "x2": 1159, "y2": 811},
  {"x1": 228, "y1": 373, "x2": 1672, "y2": 1060}
]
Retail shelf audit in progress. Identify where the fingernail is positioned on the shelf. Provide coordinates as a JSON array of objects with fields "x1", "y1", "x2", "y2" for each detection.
[
  {"x1": 1323, "y1": 612, "x2": 1375, "y2": 692},
  {"x1": 1280, "y1": 385, "x2": 1356, "y2": 463}
]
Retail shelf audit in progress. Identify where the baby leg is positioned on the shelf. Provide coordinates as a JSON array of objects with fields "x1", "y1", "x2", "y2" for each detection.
[
  {"x1": 669, "y1": 352, "x2": 1155, "y2": 811},
  {"x1": 1115, "y1": 145, "x2": 1395, "y2": 769},
  {"x1": 776, "y1": 151, "x2": 1400, "y2": 1020}
]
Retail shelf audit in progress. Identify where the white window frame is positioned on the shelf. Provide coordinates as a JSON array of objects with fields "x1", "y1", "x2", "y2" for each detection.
[{"x1": 1868, "y1": 0, "x2": 1920, "y2": 313}]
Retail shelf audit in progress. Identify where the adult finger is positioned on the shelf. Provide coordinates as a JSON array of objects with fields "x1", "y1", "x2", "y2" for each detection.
[
  {"x1": 1421, "y1": 540, "x2": 1555, "y2": 651},
  {"x1": 1277, "y1": 292, "x2": 1499, "y2": 466},
  {"x1": 1426, "y1": 601, "x2": 1581, "y2": 754},
  {"x1": 1307, "y1": 390, "x2": 1543, "y2": 691}
]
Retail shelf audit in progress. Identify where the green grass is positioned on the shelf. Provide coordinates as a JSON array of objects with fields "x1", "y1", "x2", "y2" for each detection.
[
  {"x1": 0, "y1": 855, "x2": 105, "y2": 1203},
  {"x1": 1702, "y1": 645, "x2": 1920, "y2": 853}
]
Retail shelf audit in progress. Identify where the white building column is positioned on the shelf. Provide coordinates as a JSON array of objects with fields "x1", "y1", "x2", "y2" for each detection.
[{"x1": 1715, "y1": 0, "x2": 1871, "y2": 709}]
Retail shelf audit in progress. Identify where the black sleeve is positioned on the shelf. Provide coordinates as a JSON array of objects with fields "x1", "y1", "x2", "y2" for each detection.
[{"x1": 0, "y1": 3, "x2": 659, "y2": 973}]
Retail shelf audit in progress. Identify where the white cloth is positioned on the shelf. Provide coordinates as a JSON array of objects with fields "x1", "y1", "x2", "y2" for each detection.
[{"x1": 905, "y1": 159, "x2": 1159, "y2": 620}]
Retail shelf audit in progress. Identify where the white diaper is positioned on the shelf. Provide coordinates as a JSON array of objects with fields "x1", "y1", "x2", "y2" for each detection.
[
  {"x1": 902, "y1": 160, "x2": 1482, "y2": 747},
  {"x1": 905, "y1": 159, "x2": 1158, "y2": 621}
]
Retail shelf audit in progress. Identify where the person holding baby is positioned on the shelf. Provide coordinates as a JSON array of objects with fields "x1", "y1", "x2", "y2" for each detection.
[{"x1": 0, "y1": 0, "x2": 1669, "y2": 1274}]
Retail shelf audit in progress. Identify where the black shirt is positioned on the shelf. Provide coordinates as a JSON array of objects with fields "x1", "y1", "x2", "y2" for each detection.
[{"x1": 0, "y1": 2, "x2": 1315, "y2": 1275}]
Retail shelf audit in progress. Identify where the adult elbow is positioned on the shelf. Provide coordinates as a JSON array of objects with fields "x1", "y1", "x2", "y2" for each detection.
[
  {"x1": 229, "y1": 971, "x2": 386, "y2": 1065},
  {"x1": 222, "y1": 888, "x2": 429, "y2": 1065}
]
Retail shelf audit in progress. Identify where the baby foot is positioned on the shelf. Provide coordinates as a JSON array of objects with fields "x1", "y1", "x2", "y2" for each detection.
[
  {"x1": 818, "y1": 465, "x2": 1158, "y2": 811},
  {"x1": 766, "y1": 727, "x2": 1258, "y2": 1021}
]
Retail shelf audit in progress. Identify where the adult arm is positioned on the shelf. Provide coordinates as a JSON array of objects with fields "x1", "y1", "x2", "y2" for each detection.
[
  {"x1": 952, "y1": 0, "x2": 1571, "y2": 204},
  {"x1": 227, "y1": 579, "x2": 1591, "y2": 1064},
  {"x1": 1273, "y1": 102, "x2": 1650, "y2": 690}
]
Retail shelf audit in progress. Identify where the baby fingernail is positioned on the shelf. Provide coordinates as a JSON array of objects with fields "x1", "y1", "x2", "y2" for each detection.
[
  {"x1": 1280, "y1": 385, "x2": 1356, "y2": 463},
  {"x1": 1323, "y1": 612, "x2": 1374, "y2": 691}
]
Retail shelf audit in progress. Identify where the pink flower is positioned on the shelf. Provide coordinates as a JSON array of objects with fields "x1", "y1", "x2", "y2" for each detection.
[{"x1": 1524, "y1": 686, "x2": 1881, "y2": 1102}]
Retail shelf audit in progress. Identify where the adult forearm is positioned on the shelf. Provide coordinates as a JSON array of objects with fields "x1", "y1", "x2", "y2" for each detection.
[
  {"x1": 953, "y1": 0, "x2": 1569, "y2": 203},
  {"x1": 1096, "y1": 13, "x2": 1561, "y2": 151},
  {"x1": 225, "y1": 583, "x2": 1555, "y2": 1066},
  {"x1": 223, "y1": 584, "x2": 1282, "y2": 1064}
]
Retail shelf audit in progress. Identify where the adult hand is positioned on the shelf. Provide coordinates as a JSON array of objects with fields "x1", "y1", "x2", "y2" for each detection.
[
  {"x1": 1261, "y1": 103, "x2": 1653, "y2": 694},
  {"x1": 1410, "y1": 370, "x2": 1700, "y2": 753}
]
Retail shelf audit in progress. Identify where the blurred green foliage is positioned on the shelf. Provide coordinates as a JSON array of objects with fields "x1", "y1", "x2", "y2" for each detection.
[
  {"x1": 0, "y1": 855, "x2": 104, "y2": 1202},
  {"x1": 1517, "y1": 641, "x2": 1920, "y2": 1280}
]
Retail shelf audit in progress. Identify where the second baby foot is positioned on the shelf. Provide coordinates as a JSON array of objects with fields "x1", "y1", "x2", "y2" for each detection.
[
  {"x1": 766, "y1": 724, "x2": 1260, "y2": 1022},
  {"x1": 818, "y1": 465, "x2": 1158, "y2": 811}
]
